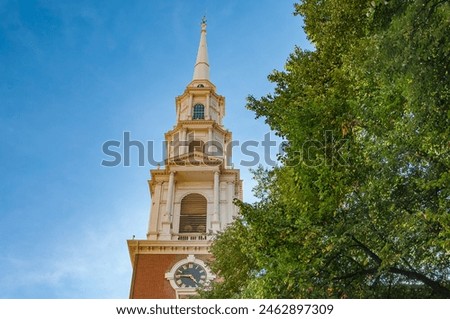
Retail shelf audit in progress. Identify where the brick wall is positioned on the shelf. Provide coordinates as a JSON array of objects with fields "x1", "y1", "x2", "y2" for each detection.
[
  {"x1": 130, "y1": 254, "x2": 180, "y2": 299},
  {"x1": 129, "y1": 254, "x2": 212, "y2": 299}
]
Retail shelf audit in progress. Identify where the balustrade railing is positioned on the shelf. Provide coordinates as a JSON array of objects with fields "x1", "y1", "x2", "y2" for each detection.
[{"x1": 173, "y1": 233, "x2": 208, "y2": 241}]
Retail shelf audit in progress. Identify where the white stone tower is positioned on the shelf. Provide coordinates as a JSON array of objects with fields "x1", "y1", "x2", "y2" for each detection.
[{"x1": 127, "y1": 19, "x2": 243, "y2": 299}]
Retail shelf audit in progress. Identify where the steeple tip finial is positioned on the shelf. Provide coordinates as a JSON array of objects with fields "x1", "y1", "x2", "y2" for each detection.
[{"x1": 193, "y1": 15, "x2": 209, "y2": 81}]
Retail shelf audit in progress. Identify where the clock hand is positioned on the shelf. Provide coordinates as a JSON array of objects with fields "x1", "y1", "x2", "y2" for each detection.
[{"x1": 189, "y1": 275, "x2": 198, "y2": 283}]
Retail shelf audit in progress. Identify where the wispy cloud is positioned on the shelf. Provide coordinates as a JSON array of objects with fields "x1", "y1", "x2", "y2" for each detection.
[{"x1": 0, "y1": 201, "x2": 145, "y2": 298}]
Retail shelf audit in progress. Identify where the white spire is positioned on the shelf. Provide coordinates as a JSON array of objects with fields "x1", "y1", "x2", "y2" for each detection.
[{"x1": 192, "y1": 17, "x2": 209, "y2": 81}]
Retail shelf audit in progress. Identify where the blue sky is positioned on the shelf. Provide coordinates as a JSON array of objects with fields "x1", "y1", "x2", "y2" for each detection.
[{"x1": 0, "y1": 0, "x2": 312, "y2": 298}]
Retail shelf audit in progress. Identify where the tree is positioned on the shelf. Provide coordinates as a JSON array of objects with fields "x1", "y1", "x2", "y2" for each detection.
[{"x1": 201, "y1": 0, "x2": 450, "y2": 298}]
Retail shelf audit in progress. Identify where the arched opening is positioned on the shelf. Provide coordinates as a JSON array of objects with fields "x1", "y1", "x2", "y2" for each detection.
[
  {"x1": 180, "y1": 193, "x2": 207, "y2": 233},
  {"x1": 192, "y1": 104, "x2": 205, "y2": 119}
]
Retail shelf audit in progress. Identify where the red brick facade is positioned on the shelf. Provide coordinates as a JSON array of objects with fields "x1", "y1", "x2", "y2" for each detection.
[
  {"x1": 130, "y1": 254, "x2": 178, "y2": 299},
  {"x1": 129, "y1": 254, "x2": 210, "y2": 299}
]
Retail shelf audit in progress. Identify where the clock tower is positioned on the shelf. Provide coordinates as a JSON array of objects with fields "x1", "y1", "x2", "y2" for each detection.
[{"x1": 127, "y1": 19, "x2": 243, "y2": 299}]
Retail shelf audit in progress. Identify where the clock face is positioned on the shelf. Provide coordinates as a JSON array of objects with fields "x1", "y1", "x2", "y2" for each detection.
[{"x1": 174, "y1": 262, "x2": 207, "y2": 288}]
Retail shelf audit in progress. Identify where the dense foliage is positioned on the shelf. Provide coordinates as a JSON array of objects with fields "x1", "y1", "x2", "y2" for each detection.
[{"x1": 200, "y1": 0, "x2": 449, "y2": 298}]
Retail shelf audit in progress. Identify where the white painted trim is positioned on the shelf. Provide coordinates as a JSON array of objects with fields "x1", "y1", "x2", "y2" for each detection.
[{"x1": 164, "y1": 254, "x2": 215, "y2": 295}]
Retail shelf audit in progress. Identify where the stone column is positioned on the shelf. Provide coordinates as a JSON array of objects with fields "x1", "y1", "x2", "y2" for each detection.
[
  {"x1": 207, "y1": 127, "x2": 213, "y2": 156},
  {"x1": 160, "y1": 171, "x2": 175, "y2": 240},
  {"x1": 206, "y1": 94, "x2": 210, "y2": 119},
  {"x1": 227, "y1": 181, "x2": 235, "y2": 223},
  {"x1": 166, "y1": 171, "x2": 175, "y2": 218},
  {"x1": 188, "y1": 94, "x2": 193, "y2": 119},
  {"x1": 181, "y1": 128, "x2": 187, "y2": 155},
  {"x1": 147, "y1": 181, "x2": 162, "y2": 240},
  {"x1": 211, "y1": 171, "x2": 221, "y2": 232}
]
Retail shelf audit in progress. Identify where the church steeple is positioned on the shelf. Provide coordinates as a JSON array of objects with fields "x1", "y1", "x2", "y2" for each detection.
[
  {"x1": 127, "y1": 18, "x2": 243, "y2": 299},
  {"x1": 192, "y1": 17, "x2": 209, "y2": 81}
]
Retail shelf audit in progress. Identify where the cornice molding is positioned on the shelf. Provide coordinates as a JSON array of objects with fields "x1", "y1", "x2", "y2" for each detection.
[
  {"x1": 165, "y1": 120, "x2": 231, "y2": 137},
  {"x1": 127, "y1": 239, "x2": 212, "y2": 266}
]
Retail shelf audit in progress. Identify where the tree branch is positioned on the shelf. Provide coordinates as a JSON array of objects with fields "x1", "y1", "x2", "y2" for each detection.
[
  {"x1": 388, "y1": 266, "x2": 450, "y2": 298},
  {"x1": 333, "y1": 268, "x2": 377, "y2": 281},
  {"x1": 349, "y1": 234, "x2": 450, "y2": 297},
  {"x1": 349, "y1": 235, "x2": 382, "y2": 265}
]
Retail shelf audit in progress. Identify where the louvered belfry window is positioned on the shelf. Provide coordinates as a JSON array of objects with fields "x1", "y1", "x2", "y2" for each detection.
[{"x1": 180, "y1": 193, "x2": 207, "y2": 233}]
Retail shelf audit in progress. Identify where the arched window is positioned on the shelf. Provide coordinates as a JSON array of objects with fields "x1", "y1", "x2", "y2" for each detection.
[
  {"x1": 189, "y1": 140, "x2": 204, "y2": 153},
  {"x1": 192, "y1": 104, "x2": 205, "y2": 119},
  {"x1": 180, "y1": 193, "x2": 207, "y2": 233}
]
